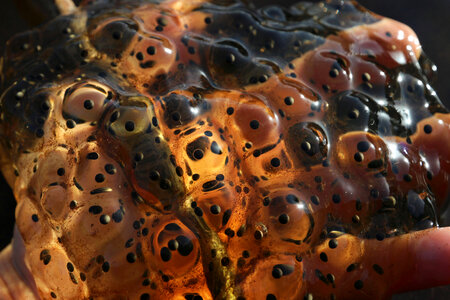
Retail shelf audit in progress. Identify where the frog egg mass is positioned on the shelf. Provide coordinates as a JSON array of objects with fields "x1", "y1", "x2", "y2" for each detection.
[{"x1": 0, "y1": 0, "x2": 449, "y2": 299}]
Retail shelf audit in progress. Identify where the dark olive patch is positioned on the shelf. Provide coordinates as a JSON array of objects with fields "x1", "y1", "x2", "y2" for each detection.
[{"x1": 90, "y1": 19, "x2": 138, "y2": 56}]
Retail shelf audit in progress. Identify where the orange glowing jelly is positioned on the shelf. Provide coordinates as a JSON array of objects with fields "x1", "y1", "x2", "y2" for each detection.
[{"x1": 0, "y1": 1, "x2": 449, "y2": 299}]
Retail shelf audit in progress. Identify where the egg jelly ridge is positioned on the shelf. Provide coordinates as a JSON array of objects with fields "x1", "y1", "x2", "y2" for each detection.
[{"x1": 0, "y1": 0, "x2": 449, "y2": 299}]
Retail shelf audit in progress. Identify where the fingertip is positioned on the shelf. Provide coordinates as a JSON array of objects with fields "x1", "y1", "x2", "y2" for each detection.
[{"x1": 390, "y1": 227, "x2": 450, "y2": 294}]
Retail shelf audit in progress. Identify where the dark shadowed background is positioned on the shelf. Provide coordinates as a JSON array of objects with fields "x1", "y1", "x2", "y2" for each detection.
[{"x1": 0, "y1": 0, "x2": 449, "y2": 298}]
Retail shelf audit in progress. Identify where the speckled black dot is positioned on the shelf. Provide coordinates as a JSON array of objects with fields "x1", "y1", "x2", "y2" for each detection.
[
  {"x1": 368, "y1": 159, "x2": 384, "y2": 169},
  {"x1": 284, "y1": 96, "x2": 294, "y2": 105},
  {"x1": 100, "y1": 215, "x2": 110, "y2": 225},
  {"x1": 286, "y1": 194, "x2": 299, "y2": 204},
  {"x1": 136, "y1": 52, "x2": 144, "y2": 61},
  {"x1": 69, "y1": 200, "x2": 77, "y2": 209},
  {"x1": 35, "y1": 128, "x2": 44, "y2": 138},
  {"x1": 133, "y1": 221, "x2": 141, "y2": 230},
  {"x1": 87, "y1": 152, "x2": 99, "y2": 160},
  {"x1": 354, "y1": 152, "x2": 364, "y2": 162},
  {"x1": 89, "y1": 205, "x2": 103, "y2": 215},
  {"x1": 176, "y1": 235, "x2": 194, "y2": 256},
  {"x1": 347, "y1": 263, "x2": 356, "y2": 272},
  {"x1": 266, "y1": 294, "x2": 277, "y2": 300},
  {"x1": 211, "y1": 141, "x2": 222, "y2": 154},
  {"x1": 373, "y1": 264, "x2": 384, "y2": 275},
  {"x1": 328, "y1": 239, "x2": 338, "y2": 249},
  {"x1": 161, "y1": 247, "x2": 172, "y2": 262},
  {"x1": 67, "y1": 262, "x2": 74, "y2": 272},
  {"x1": 369, "y1": 189, "x2": 379, "y2": 199},
  {"x1": 221, "y1": 257, "x2": 230, "y2": 266},
  {"x1": 329, "y1": 68, "x2": 339, "y2": 78},
  {"x1": 110, "y1": 111, "x2": 120, "y2": 123},
  {"x1": 250, "y1": 120, "x2": 260, "y2": 129},
  {"x1": 112, "y1": 210, "x2": 123, "y2": 223},
  {"x1": 134, "y1": 152, "x2": 144, "y2": 162},
  {"x1": 126, "y1": 252, "x2": 137, "y2": 263},
  {"x1": 160, "y1": 179, "x2": 171, "y2": 190},
  {"x1": 147, "y1": 46, "x2": 156, "y2": 55},
  {"x1": 142, "y1": 228, "x2": 149, "y2": 236},
  {"x1": 149, "y1": 170, "x2": 160, "y2": 181},
  {"x1": 193, "y1": 149, "x2": 204, "y2": 160},
  {"x1": 42, "y1": 253, "x2": 51, "y2": 265},
  {"x1": 348, "y1": 108, "x2": 359, "y2": 119},
  {"x1": 210, "y1": 204, "x2": 221, "y2": 215},
  {"x1": 272, "y1": 267, "x2": 283, "y2": 279},
  {"x1": 278, "y1": 213, "x2": 289, "y2": 224},
  {"x1": 95, "y1": 173, "x2": 105, "y2": 183},
  {"x1": 403, "y1": 174, "x2": 412, "y2": 182},
  {"x1": 125, "y1": 238, "x2": 134, "y2": 248},
  {"x1": 354, "y1": 280, "x2": 364, "y2": 289},
  {"x1": 424, "y1": 124, "x2": 432, "y2": 134},
  {"x1": 168, "y1": 239, "x2": 179, "y2": 251},
  {"x1": 226, "y1": 53, "x2": 236, "y2": 64},
  {"x1": 140, "y1": 293, "x2": 150, "y2": 300},
  {"x1": 332, "y1": 194, "x2": 341, "y2": 204},
  {"x1": 362, "y1": 73, "x2": 371, "y2": 82},
  {"x1": 254, "y1": 230, "x2": 263, "y2": 240},
  {"x1": 105, "y1": 164, "x2": 116, "y2": 175},
  {"x1": 102, "y1": 261, "x2": 110, "y2": 272},
  {"x1": 270, "y1": 157, "x2": 281, "y2": 167},
  {"x1": 66, "y1": 119, "x2": 76, "y2": 128},
  {"x1": 194, "y1": 206, "x2": 203, "y2": 217},
  {"x1": 125, "y1": 121, "x2": 135, "y2": 131},
  {"x1": 83, "y1": 99, "x2": 94, "y2": 110}
]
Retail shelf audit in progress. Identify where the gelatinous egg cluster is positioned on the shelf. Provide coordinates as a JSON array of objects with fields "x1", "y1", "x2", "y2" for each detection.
[{"x1": 0, "y1": 0, "x2": 449, "y2": 299}]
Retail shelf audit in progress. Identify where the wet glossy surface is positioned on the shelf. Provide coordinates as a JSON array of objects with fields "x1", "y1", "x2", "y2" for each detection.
[{"x1": 0, "y1": 0, "x2": 449, "y2": 299}]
